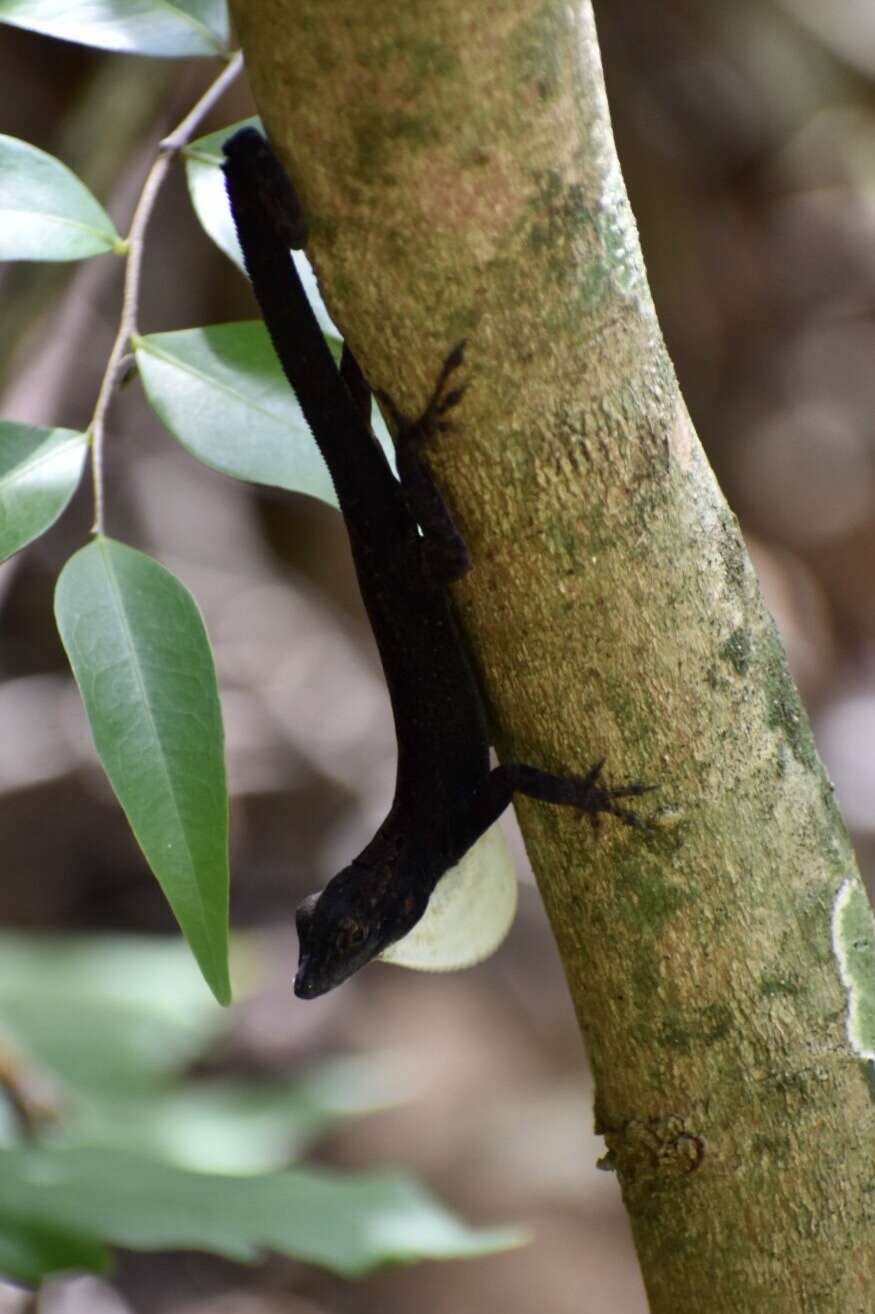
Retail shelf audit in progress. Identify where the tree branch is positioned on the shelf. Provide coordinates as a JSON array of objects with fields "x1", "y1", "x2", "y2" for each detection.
[{"x1": 229, "y1": 0, "x2": 875, "y2": 1307}]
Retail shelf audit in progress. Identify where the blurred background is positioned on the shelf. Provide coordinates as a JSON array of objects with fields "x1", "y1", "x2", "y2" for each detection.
[{"x1": 2, "y1": 0, "x2": 875, "y2": 1309}]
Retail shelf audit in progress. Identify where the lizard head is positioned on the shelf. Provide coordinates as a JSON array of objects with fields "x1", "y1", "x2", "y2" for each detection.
[{"x1": 293, "y1": 863, "x2": 430, "y2": 999}]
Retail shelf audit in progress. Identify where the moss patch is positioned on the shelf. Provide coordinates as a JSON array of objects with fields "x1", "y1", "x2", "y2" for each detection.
[
  {"x1": 352, "y1": 107, "x2": 440, "y2": 177},
  {"x1": 862, "y1": 1061, "x2": 875, "y2": 1105},
  {"x1": 763, "y1": 631, "x2": 818, "y2": 772},
  {"x1": 630, "y1": 951, "x2": 661, "y2": 1004},
  {"x1": 717, "y1": 508, "x2": 750, "y2": 599},
  {"x1": 508, "y1": 0, "x2": 567, "y2": 103},
  {"x1": 527, "y1": 172, "x2": 593, "y2": 252},
  {"x1": 719, "y1": 627, "x2": 752, "y2": 676},
  {"x1": 760, "y1": 971, "x2": 802, "y2": 1000},
  {"x1": 619, "y1": 864, "x2": 689, "y2": 936}
]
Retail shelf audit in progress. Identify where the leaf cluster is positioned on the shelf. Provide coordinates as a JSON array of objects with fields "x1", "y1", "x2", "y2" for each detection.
[
  {"x1": 0, "y1": 0, "x2": 520, "y2": 1287},
  {"x1": 0, "y1": 932, "x2": 517, "y2": 1283},
  {"x1": 0, "y1": 90, "x2": 350, "y2": 1004}
]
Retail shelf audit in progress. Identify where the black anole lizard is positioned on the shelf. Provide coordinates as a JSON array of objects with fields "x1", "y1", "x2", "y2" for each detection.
[{"x1": 222, "y1": 127, "x2": 652, "y2": 999}]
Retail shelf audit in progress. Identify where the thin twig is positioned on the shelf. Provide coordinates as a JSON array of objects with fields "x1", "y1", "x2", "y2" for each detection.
[{"x1": 89, "y1": 49, "x2": 244, "y2": 534}]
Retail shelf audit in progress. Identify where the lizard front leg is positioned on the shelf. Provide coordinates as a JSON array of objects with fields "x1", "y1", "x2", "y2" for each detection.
[
  {"x1": 451, "y1": 759, "x2": 655, "y2": 863},
  {"x1": 377, "y1": 342, "x2": 472, "y2": 584}
]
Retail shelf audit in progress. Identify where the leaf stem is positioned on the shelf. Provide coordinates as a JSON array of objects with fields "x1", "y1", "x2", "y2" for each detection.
[{"x1": 88, "y1": 49, "x2": 244, "y2": 535}]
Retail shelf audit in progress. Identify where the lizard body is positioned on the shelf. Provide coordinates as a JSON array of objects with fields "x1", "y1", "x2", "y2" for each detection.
[{"x1": 222, "y1": 128, "x2": 651, "y2": 998}]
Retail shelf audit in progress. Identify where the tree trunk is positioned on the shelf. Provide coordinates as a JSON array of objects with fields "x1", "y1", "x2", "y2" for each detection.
[{"x1": 228, "y1": 1, "x2": 875, "y2": 1307}]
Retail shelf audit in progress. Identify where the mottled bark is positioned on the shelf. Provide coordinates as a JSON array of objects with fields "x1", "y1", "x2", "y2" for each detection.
[{"x1": 228, "y1": 1, "x2": 875, "y2": 1308}]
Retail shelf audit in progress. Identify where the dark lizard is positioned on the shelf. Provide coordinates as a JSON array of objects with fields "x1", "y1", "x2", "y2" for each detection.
[{"x1": 222, "y1": 127, "x2": 652, "y2": 999}]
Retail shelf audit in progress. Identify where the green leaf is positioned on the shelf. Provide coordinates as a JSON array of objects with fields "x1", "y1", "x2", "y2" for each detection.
[
  {"x1": 0, "y1": 934, "x2": 225, "y2": 1055},
  {"x1": 0, "y1": 949, "x2": 222, "y2": 1097},
  {"x1": 379, "y1": 823, "x2": 519, "y2": 972},
  {"x1": 136, "y1": 323, "x2": 339, "y2": 502},
  {"x1": 0, "y1": 932, "x2": 404, "y2": 1172},
  {"x1": 136, "y1": 324, "x2": 396, "y2": 498},
  {"x1": 184, "y1": 119, "x2": 255, "y2": 270},
  {"x1": 0, "y1": 422, "x2": 88, "y2": 560},
  {"x1": 184, "y1": 119, "x2": 340, "y2": 338},
  {"x1": 0, "y1": 933, "x2": 522, "y2": 1283},
  {"x1": 0, "y1": 0, "x2": 229, "y2": 56},
  {"x1": 0, "y1": 1145, "x2": 523, "y2": 1284},
  {"x1": 54, "y1": 539, "x2": 230, "y2": 1005},
  {"x1": 46, "y1": 1063, "x2": 403, "y2": 1174},
  {"x1": 0, "y1": 1217, "x2": 107, "y2": 1287},
  {"x1": 0, "y1": 135, "x2": 122, "y2": 261}
]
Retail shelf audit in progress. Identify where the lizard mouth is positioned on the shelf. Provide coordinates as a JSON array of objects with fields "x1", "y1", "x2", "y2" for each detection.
[
  {"x1": 293, "y1": 960, "x2": 324, "y2": 999},
  {"x1": 294, "y1": 945, "x2": 369, "y2": 999}
]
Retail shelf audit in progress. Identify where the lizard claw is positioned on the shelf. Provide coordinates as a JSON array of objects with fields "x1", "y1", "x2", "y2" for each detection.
[
  {"x1": 378, "y1": 339, "x2": 469, "y2": 447},
  {"x1": 440, "y1": 338, "x2": 467, "y2": 379},
  {"x1": 436, "y1": 383, "x2": 467, "y2": 418},
  {"x1": 426, "y1": 341, "x2": 467, "y2": 427},
  {"x1": 573, "y1": 759, "x2": 657, "y2": 834}
]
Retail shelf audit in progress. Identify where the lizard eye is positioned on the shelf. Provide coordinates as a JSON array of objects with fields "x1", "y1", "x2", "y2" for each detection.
[{"x1": 336, "y1": 921, "x2": 366, "y2": 954}]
